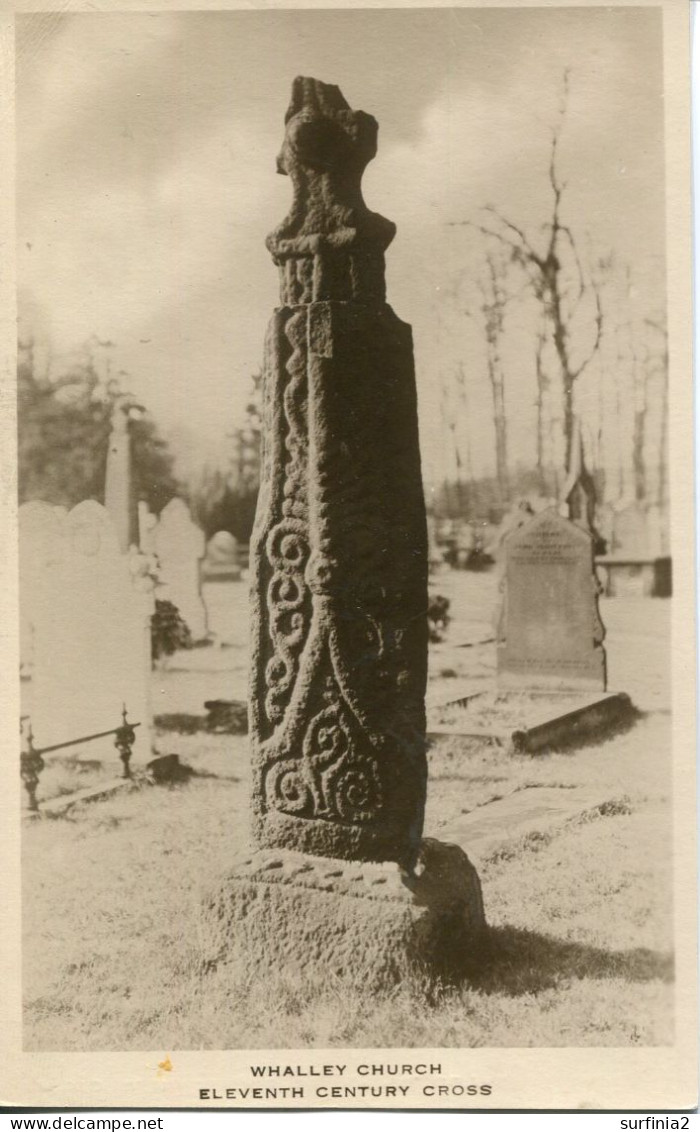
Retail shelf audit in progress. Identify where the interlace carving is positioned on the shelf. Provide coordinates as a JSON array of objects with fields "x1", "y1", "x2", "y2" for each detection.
[{"x1": 250, "y1": 78, "x2": 428, "y2": 866}]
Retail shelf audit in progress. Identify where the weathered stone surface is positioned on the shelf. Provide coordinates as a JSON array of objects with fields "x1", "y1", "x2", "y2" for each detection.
[
  {"x1": 200, "y1": 838, "x2": 486, "y2": 989},
  {"x1": 497, "y1": 508, "x2": 606, "y2": 691},
  {"x1": 249, "y1": 77, "x2": 428, "y2": 868},
  {"x1": 439, "y1": 787, "x2": 631, "y2": 863}
]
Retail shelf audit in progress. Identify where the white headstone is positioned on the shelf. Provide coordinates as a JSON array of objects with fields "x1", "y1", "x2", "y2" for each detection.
[
  {"x1": 208, "y1": 529, "x2": 239, "y2": 564},
  {"x1": 18, "y1": 502, "x2": 68, "y2": 674},
  {"x1": 153, "y1": 498, "x2": 207, "y2": 641},
  {"x1": 30, "y1": 501, "x2": 152, "y2": 762}
]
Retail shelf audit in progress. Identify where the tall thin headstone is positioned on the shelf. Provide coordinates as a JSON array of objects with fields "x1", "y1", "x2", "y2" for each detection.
[
  {"x1": 104, "y1": 398, "x2": 139, "y2": 553},
  {"x1": 201, "y1": 78, "x2": 484, "y2": 988}
]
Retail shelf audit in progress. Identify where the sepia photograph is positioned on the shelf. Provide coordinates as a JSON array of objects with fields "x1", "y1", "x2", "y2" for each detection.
[{"x1": 1, "y1": 0, "x2": 695, "y2": 1113}]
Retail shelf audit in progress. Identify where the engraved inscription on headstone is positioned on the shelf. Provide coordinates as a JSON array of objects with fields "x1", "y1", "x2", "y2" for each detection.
[{"x1": 497, "y1": 508, "x2": 606, "y2": 691}]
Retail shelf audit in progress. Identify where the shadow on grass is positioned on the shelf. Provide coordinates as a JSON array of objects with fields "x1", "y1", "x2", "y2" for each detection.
[
  {"x1": 189, "y1": 768, "x2": 241, "y2": 784},
  {"x1": 469, "y1": 924, "x2": 674, "y2": 996}
]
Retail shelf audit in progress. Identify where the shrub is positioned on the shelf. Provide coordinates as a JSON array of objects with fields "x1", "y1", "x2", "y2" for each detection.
[
  {"x1": 151, "y1": 599, "x2": 192, "y2": 661},
  {"x1": 428, "y1": 593, "x2": 451, "y2": 643}
]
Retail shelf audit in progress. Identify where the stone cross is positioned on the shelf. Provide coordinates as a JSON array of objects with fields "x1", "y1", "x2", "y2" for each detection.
[
  {"x1": 200, "y1": 79, "x2": 484, "y2": 991},
  {"x1": 249, "y1": 77, "x2": 429, "y2": 869}
]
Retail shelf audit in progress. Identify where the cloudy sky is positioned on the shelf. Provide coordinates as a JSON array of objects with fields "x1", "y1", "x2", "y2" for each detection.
[{"x1": 16, "y1": 7, "x2": 666, "y2": 487}]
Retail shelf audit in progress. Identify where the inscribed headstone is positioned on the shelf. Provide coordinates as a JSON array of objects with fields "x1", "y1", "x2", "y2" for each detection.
[{"x1": 497, "y1": 508, "x2": 606, "y2": 691}]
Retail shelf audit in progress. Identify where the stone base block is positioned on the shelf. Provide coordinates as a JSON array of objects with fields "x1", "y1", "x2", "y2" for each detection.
[{"x1": 199, "y1": 838, "x2": 486, "y2": 990}]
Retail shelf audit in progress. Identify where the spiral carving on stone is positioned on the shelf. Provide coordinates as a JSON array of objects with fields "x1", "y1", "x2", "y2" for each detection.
[
  {"x1": 330, "y1": 762, "x2": 382, "y2": 825},
  {"x1": 263, "y1": 309, "x2": 311, "y2": 728},
  {"x1": 251, "y1": 79, "x2": 428, "y2": 866},
  {"x1": 264, "y1": 519, "x2": 309, "y2": 724},
  {"x1": 265, "y1": 757, "x2": 312, "y2": 815},
  {"x1": 264, "y1": 699, "x2": 383, "y2": 826}
]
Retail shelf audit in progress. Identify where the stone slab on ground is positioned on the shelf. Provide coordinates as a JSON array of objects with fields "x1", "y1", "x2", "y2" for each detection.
[
  {"x1": 439, "y1": 785, "x2": 627, "y2": 863},
  {"x1": 29, "y1": 777, "x2": 136, "y2": 818},
  {"x1": 428, "y1": 689, "x2": 635, "y2": 753},
  {"x1": 199, "y1": 838, "x2": 486, "y2": 990},
  {"x1": 426, "y1": 680, "x2": 482, "y2": 709}
]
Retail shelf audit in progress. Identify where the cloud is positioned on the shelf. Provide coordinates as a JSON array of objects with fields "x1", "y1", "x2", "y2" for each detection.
[{"x1": 17, "y1": 8, "x2": 666, "y2": 485}]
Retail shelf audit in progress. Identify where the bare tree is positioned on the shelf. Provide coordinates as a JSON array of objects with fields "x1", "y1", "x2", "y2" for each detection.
[
  {"x1": 534, "y1": 313, "x2": 550, "y2": 494},
  {"x1": 644, "y1": 315, "x2": 669, "y2": 510},
  {"x1": 451, "y1": 69, "x2": 605, "y2": 471},
  {"x1": 438, "y1": 367, "x2": 472, "y2": 518},
  {"x1": 471, "y1": 250, "x2": 511, "y2": 506},
  {"x1": 630, "y1": 339, "x2": 649, "y2": 503}
]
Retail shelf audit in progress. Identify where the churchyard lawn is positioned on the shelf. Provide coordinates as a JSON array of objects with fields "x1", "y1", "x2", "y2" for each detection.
[{"x1": 22, "y1": 574, "x2": 673, "y2": 1050}]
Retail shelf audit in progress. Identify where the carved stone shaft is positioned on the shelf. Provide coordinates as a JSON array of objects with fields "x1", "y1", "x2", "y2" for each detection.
[{"x1": 249, "y1": 77, "x2": 428, "y2": 867}]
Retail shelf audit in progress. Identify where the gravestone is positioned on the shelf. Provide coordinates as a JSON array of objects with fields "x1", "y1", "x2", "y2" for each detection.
[
  {"x1": 200, "y1": 77, "x2": 484, "y2": 988},
  {"x1": 18, "y1": 502, "x2": 67, "y2": 675},
  {"x1": 153, "y1": 498, "x2": 208, "y2": 642},
  {"x1": 497, "y1": 508, "x2": 606, "y2": 691},
  {"x1": 204, "y1": 530, "x2": 241, "y2": 580},
  {"x1": 30, "y1": 501, "x2": 152, "y2": 762},
  {"x1": 104, "y1": 399, "x2": 139, "y2": 553}
]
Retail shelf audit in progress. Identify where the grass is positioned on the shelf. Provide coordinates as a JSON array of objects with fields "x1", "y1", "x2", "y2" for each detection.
[
  {"x1": 22, "y1": 576, "x2": 674, "y2": 1050},
  {"x1": 22, "y1": 712, "x2": 673, "y2": 1050}
]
